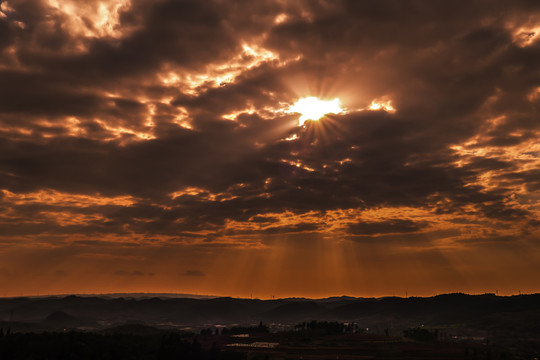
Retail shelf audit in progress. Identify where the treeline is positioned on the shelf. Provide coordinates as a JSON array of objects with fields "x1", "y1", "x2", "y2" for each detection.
[
  {"x1": 294, "y1": 320, "x2": 360, "y2": 334},
  {"x1": 200, "y1": 322, "x2": 269, "y2": 336},
  {"x1": 403, "y1": 327, "x2": 439, "y2": 342},
  {"x1": 0, "y1": 331, "x2": 245, "y2": 360}
]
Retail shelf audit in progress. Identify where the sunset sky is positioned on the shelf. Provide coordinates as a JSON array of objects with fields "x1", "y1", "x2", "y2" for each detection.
[{"x1": 0, "y1": 0, "x2": 539, "y2": 298}]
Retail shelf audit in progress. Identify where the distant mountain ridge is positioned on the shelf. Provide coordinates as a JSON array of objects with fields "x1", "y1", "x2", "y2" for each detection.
[
  {"x1": 10, "y1": 293, "x2": 220, "y2": 300},
  {"x1": 0, "y1": 293, "x2": 539, "y2": 334}
]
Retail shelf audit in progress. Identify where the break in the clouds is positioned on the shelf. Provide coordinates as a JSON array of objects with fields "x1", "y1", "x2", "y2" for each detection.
[{"x1": 0, "y1": 0, "x2": 539, "y2": 298}]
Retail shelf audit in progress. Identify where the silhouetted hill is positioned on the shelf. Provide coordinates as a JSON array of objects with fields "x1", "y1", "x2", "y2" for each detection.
[
  {"x1": 42, "y1": 311, "x2": 99, "y2": 329},
  {"x1": 262, "y1": 301, "x2": 326, "y2": 322},
  {"x1": 327, "y1": 293, "x2": 540, "y2": 327},
  {"x1": 43, "y1": 311, "x2": 78, "y2": 326}
]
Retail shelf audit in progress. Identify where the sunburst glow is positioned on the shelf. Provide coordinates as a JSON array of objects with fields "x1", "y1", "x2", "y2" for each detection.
[{"x1": 290, "y1": 97, "x2": 343, "y2": 126}]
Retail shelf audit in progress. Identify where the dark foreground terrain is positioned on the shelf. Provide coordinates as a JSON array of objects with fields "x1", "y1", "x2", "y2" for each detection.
[
  {"x1": 0, "y1": 293, "x2": 539, "y2": 359},
  {"x1": 0, "y1": 324, "x2": 533, "y2": 360},
  {"x1": 0, "y1": 330, "x2": 485, "y2": 360}
]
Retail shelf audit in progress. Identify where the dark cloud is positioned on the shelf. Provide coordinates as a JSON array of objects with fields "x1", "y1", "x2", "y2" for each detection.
[
  {"x1": 348, "y1": 219, "x2": 428, "y2": 236},
  {"x1": 54, "y1": 269, "x2": 67, "y2": 276},
  {"x1": 114, "y1": 270, "x2": 152, "y2": 277},
  {"x1": 183, "y1": 270, "x2": 205, "y2": 277}
]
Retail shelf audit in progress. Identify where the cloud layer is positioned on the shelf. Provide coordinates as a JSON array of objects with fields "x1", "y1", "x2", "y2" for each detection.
[{"x1": 0, "y1": 0, "x2": 539, "y2": 297}]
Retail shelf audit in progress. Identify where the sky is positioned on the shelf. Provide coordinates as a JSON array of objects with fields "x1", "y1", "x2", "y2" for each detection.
[{"x1": 0, "y1": 0, "x2": 539, "y2": 298}]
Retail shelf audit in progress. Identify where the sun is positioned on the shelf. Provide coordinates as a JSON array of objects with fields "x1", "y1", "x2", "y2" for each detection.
[{"x1": 290, "y1": 97, "x2": 343, "y2": 126}]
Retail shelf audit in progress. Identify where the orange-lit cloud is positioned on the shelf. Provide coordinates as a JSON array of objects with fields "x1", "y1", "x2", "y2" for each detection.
[{"x1": 1, "y1": 189, "x2": 136, "y2": 207}]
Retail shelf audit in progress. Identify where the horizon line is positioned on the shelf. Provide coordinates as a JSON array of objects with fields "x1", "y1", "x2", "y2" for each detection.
[{"x1": 0, "y1": 291, "x2": 538, "y2": 300}]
